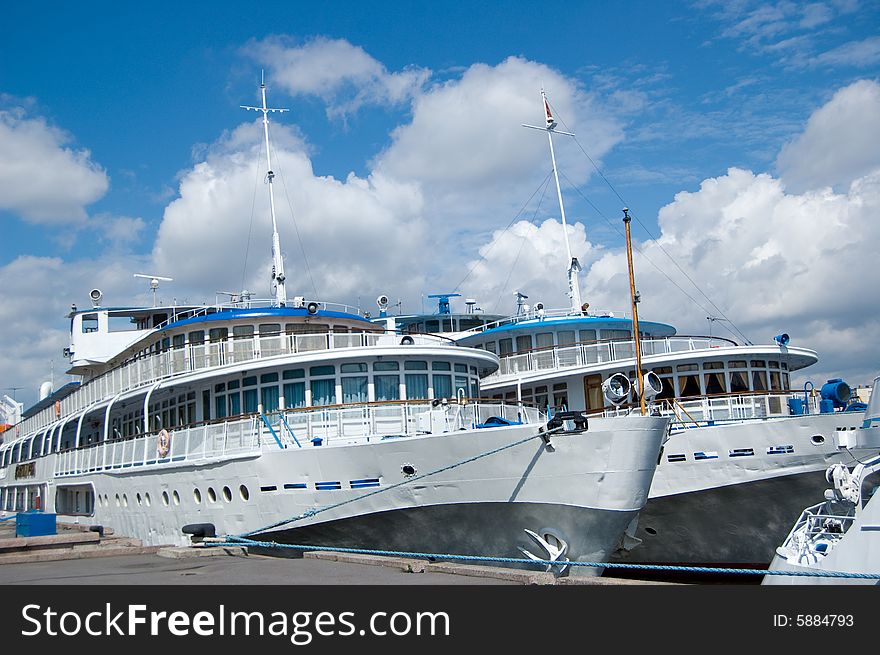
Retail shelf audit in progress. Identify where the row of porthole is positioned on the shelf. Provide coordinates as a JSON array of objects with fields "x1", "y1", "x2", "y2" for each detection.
[{"x1": 97, "y1": 485, "x2": 251, "y2": 509}]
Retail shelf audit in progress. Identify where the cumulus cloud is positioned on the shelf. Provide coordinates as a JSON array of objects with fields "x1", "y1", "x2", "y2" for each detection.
[
  {"x1": 776, "y1": 79, "x2": 880, "y2": 193},
  {"x1": 151, "y1": 120, "x2": 429, "y2": 304},
  {"x1": 244, "y1": 36, "x2": 429, "y2": 118},
  {"x1": 373, "y1": 56, "x2": 623, "y2": 224},
  {"x1": 0, "y1": 107, "x2": 108, "y2": 223}
]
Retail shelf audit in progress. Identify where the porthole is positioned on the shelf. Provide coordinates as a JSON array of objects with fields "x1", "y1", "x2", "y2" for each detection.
[
  {"x1": 115, "y1": 494, "x2": 121, "y2": 507},
  {"x1": 122, "y1": 494, "x2": 128, "y2": 508},
  {"x1": 193, "y1": 488, "x2": 202, "y2": 504},
  {"x1": 144, "y1": 493, "x2": 151, "y2": 507},
  {"x1": 644, "y1": 527, "x2": 658, "y2": 536},
  {"x1": 401, "y1": 464, "x2": 417, "y2": 477},
  {"x1": 239, "y1": 485, "x2": 250, "y2": 501},
  {"x1": 136, "y1": 493, "x2": 142, "y2": 506},
  {"x1": 223, "y1": 486, "x2": 232, "y2": 503},
  {"x1": 207, "y1": 487, "x2": 217, "y2": 503},
  {"x1": 811, "y1": 435, "x2": 826, "y2": 445},
  {"x1": 162, "y1": 491, "x2": 170, "y2": 506},
  {"x1": 172, "y1": 490, "x2": 180, "y2": 506}
]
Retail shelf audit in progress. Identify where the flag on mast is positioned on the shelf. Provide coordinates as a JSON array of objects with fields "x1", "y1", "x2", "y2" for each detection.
[{"x1": 544, "y1": 96, "x2": 556, "y2": 129}]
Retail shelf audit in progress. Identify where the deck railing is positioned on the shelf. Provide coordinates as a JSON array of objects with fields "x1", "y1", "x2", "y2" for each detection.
[
  {"x1": 484, "y1": 336, "x2": 738, "y2": 384},
  {"x1": 20, "y1": 330, "x2": 456, "y2": 437},
  {"x1": 52, "y1": 401, "x2": 541, "y2": 477}
]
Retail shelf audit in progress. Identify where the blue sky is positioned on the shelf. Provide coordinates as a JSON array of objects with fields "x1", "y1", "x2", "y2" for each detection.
[{"x1": 1, "y1": 0, "x2": 879, "y2": 407}]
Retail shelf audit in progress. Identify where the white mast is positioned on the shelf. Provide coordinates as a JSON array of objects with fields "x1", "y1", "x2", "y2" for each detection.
[
  {"x1": 523, "y1": 89, "x2": 584, "y2": 314},
  {"x1": 241, "y1": 72, "x2": 289, "y2": 307}
]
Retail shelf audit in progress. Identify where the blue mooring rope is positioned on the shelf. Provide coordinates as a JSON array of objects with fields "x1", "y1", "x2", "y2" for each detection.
[{"x1": 208, "y1": 535, "x2": 880, "y2": 580}]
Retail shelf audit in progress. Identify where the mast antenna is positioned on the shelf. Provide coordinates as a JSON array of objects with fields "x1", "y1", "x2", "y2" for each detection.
[
  {"x1": 523, "y1": 89, "x2": 583, "y2": 315},
  {"x1": 241, "y1": 72, "x2": 290, "y2": 307}
]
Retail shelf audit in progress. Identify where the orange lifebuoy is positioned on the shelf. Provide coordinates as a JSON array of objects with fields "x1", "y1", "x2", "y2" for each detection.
[{"x1": 157, "y1": 429, "x2": 171, "y2": 458}]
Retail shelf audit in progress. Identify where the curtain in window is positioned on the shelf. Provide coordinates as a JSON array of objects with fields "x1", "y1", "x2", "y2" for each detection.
[
  {"x1": 261, "y1": 385, "x2": 280, "y2": 413},
  {"x1": 405, "y1": 374, "x2": 429, "y2": 399},
  {"x1": 375, "y1": 375, "x2": 400, "y2": 401},
  {"x1": 433, "y1": 374, "x2": 452, "y2": 399},
  {"x1": 283, "y1": 382, "x2": 306, "y2": 408},
  {"x1": 311, "y1": 379, "x2": 336, "y2": 406},
  {"x1": 342, "y1": 377, "x2": 368, "y2": 403}
]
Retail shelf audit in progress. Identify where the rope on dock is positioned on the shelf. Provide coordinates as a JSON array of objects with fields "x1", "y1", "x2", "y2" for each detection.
[{"x1": 207, "y1": 536, "x2": 880, "y2": 580}]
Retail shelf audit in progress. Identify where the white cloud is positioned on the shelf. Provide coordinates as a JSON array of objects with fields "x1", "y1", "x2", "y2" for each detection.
[
  {"x1": 0, "y1": 108, "x2": 108, "y2": 224},
  {"x1": 151, "y1": 120, "x2": 430, "y2": 305},
  {"x1": 244, "y1": 36, "x2": 429, "y2": 119},
  {"x1": 811, "y1": 36, "x2": 880, "y2": 68},
  {"x1": 776, "y1": 79, "x2": 880, "y2": 193},
  {"x1": 373, "y1": 56, "x2": 623, "y2": 228}
]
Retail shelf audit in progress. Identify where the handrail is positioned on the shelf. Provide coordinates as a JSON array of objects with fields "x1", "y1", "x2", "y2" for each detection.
[
  {"x1": 15, "y1": 329, "x2": 465, "y2": 438},
  {"x1": 458, "y1": 307, "x2": 631, "y2": 335},
  {"x1": 483, "y1": 335, "x2": 778, "y2": 383}
]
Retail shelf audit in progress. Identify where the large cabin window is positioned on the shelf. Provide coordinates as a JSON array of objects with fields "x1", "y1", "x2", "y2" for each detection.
[
  {"x1": 752, "y1": 369, "x2": 768, "y2": 391},
  {"x1": 498, "y1": 338, "x2": 513, "y2": 355},
  {"x1": 729, "y1": 368, "x2": 749, "y2": 393},
  {"x1": 260, "y1": 373, "x2": 280, "y2": 412},
  {"x1": 578, "y1": 329, "x2": 596, "y2": 343},
  {"x1": 704, "y1": 361, "x2": 727, "y2": 395},
  {"x1": 484, "y1": 341, "x2": 497, "y2": 354},
  {"x1": 310, "y1": 365, "x2": 336, "y2": 406},
  {"x1": 516, "y1": 335, "x2": 532, "y2": 352},
  {"x1": 600, "y1": 329, "x2": 630, "y2": 340},
  {"x1": 557, "y1": 331, "x2": 576, "y2": 346},
  {"x1": 677, "y1": 363, "x2": 701, "y2": 398},
  {"x1": 535, "y1": 333, "x2": 554, "y2": 349},
  {"x1": 341, "y1": 363, "x2": 368, "y2": 403}
]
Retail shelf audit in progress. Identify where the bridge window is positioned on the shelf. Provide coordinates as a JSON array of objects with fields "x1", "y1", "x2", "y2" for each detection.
[{"x1": 82, "y1": 313, "x2": 99, "y2": 333}]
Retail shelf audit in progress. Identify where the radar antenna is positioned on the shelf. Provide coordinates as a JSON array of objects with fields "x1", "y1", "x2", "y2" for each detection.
[{"x1": 133, "y1": 274, "x2": 173, "y2": 308}]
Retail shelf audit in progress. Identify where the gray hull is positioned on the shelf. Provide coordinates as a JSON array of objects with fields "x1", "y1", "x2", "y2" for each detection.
[
  {"x1": 259, "y1": 501, "x2": 637, "y2": 575},
  {"x1": 611, "y1": 470, "x2": 828, "y2": 566}
]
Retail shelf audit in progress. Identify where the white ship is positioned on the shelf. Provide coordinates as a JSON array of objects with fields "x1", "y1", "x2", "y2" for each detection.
[
  {"x1": 0, "y1": 80, "x2": 671, "y2": 573},
  {"x1": 387, "y1": 89, "x2": 871, "y2": 567},
  {"x1": 763, "y1": 374, "x2": 880, "y2": 585}
]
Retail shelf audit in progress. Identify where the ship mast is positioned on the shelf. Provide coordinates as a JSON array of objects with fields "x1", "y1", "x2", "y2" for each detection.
[
  {"x1": 523, "y1": 90, "x2": 583, "y2": 315},
  {"x1": 241, "y1": 72, "x2": 289, "y2": 307},
  {"x1": 623, "y1": 208, "x2": 646, "y2": 416}
]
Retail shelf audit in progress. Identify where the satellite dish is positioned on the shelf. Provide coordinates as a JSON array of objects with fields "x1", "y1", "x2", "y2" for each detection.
[
  {"x1": 633, "y1": 371, "x2": 663, "y2": 400},
  {"x1": 602, "y1": 373, "x2": 631, "y2": 406}
]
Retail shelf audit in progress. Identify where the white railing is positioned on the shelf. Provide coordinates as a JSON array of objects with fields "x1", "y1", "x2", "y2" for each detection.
[
  {"x1": 460, "y1": 307, "x2": 631, "y2": 335},
  {"x1": 55, "y1": 417, "x2": 262, "y2": 477},
  {"x1": 601, "y1": 392, "x2": 814, "y2": 424},
  {"x1": 153, "y1": 298, "x2": 365, "y2": 330},
  {"x1": 777, "y1": 502, "x2": 855, "y2": 560},
  {"x1": 20, "y1": 330, "x2": 457, "y2": 437},
  {"x1": 484, "y1": 336, "x2": 738, "y2": 383},
  {"x1": 52, "y1": 401, "x2": 541, "y2": 477}
]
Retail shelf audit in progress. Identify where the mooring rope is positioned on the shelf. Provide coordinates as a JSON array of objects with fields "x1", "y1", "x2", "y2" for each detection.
[{"x1": 207, "y1": 536, "x2": 880, "y2": 580}]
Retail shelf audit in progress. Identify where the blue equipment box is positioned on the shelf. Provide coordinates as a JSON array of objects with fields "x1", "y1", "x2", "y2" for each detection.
[{"x1": 16, "y1": 511, "x2": 57, "y2": 537}]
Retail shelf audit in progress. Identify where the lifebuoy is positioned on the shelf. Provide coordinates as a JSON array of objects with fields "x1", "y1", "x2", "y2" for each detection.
[
  {"x1": 400, "y1": 335, "x2": 415, "y2": 345},
  {"x1": 157, "y1": 429, "x2": 171, "y2": 458}
]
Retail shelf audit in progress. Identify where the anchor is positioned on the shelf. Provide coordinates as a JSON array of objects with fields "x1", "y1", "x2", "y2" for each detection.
[{"x1": 518, "y1": 528, "x2": 570, "y2": 574}]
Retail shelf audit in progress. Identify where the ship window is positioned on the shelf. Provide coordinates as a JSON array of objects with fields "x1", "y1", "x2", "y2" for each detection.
[
  {"x1": 458, "y1": 317, "x2": 485, "y2": 331},
  {"x1": 484, "y1": 341, "x2": 497, "y2": 354},
  {"x1": 676, "y1": 364, "x2": 698, "y2": 372},
  {"x1": 228, "y1": 392, "x2": 241, "y2": 416},
  {"x1": 704, "y1": 361, "x2": 723, "y2": 370},
  {"x1": 433, "y1": 374, "x2": 452, "y2": 399},
  {"x1": 432, "y1": 361, "x2": 451, "y2": 371},
  {"x1": 454, "y1": 363, "x2": 468, "y2": 373},
  {"x1": 769, "y1": 361, "x2": 780, "y2": 369},
  {"x1": 653, "y1": 366, "x2": 673, "y2": 375},
  {"x1": 259, "y1": 323, "x2": 281, "y2": 335},
  {"x1": 310, "y1": 379, "x2": 336, "y2": 406},
  {"x1": 404, "y1": 360, "x2": 427, "y2": 370},
  {"x1": 578, "y1": 329, "x2": 596, "y2": 343},
  {"x1": 498, "y1": 338, "x2": 513, "y2": 355},
  {"x1": 750, "y1": 360, "x2": 766, "y2": 368},
  {"x1": 730, "y1": 370, "x2": 749, "y2": 393},
  {"x1": 678, "y1": 373, "x2": 701, "y2": 398},
  {"x1": 781, "y1": 362, "x2": 788, "y2": 370},
  {"x1": 172, "y1": 334, "x2": 185, "y2": 348},
  {"x1": 516, "y1": 335, "x2": 532, "y2": 352},
  {"x1": 752, "y1": 370, "x2": 768, "y2": 391},
  {"x1": 374, "y1": 361, "x2": 399, "y2": 371},
  {"x1": 310, "y1": 365, "x2": 335, "y2": 376},
  {"x1": 455, "y1": 376, "x2": 468, "y2": 396},
  {"x1": 228, "y1": 380, "x2": 240, "y2": 390},
  {"x1": 284, "y1": 382, "x2": 306, "y2": 408},
  {"x1": 406, "y1": 374, "x2": 429, "y2": 399},
  {"x1": 341, "y1": 363, "x2": 368, "y2": 373},
  {"x1": 261, "y1": 385, "x2": 280, "y2": 413},
  {"x1": 214, "y1": 383, "x2": 226, "y2": 393},
  {"x1": 152, "y1": 313, "x2": 168, "y2": 327},
  {"x1": 704, "y1": 371, "x2": 726, "y2": 394},
  {"x1": 342, "y1": 376, "x2": 368, "y2": 403},
  {"x1": 553, "y1": 383, "x2": 568, "y2": 391},
  {"x1": 441, "y1": 319, "x2": 453, "y2": 332},
  {"x1": 535, "y1": 333, "x2": 554, "y2": 349},
  {"x1": 728, "y1": 360, "x2": 747, "y2": 369},
  {"x1": 425, "y1": 320, "x2": 440, "y2": 332},
  {"x1": 769, "y1": 371, "x2": 782, "y2": 391},
  {"x1": 283, "y1": 368, "x2": 305, "y2": 379},
  {"x1": 260, "y1": 372, "x2": 279, "y2": 384},
  {"x1": 600, "y1": 329, "x2": 630, "y2": 340},
  {"x1": 782, "y1": 373, "x2": 789, "y2": 389},
  {"x1": 243, "y1": 376, "x2": 257, "y2": 387},
  {"x1": 188, "y1": 330, "x2": 204, "y2": 344},
  {"x1": 375, "y1": 375, "x2": 400, "y2": 401},
  {"x1": 215, "y1": 395, "x2": 227, "y2": 419},
  {"x1": 209, "y1": 328, "x2": 228, "y2": 342},
  {"x1": 243, "y1": 388, "x2": 258, "y2": 413},
  {"x1": 557, "y1": 331, "x2": 576, "y2": 346},
  {"x1": 233, "y1": 325, "x2": 254, "y2": 338},
  {"x1": 82, "y1": 314, "x2": 99, "y2": 333}
]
